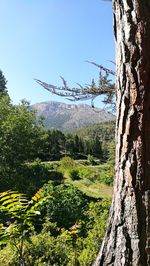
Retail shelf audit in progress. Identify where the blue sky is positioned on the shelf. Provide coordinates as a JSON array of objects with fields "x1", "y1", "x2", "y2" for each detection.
[{"x1": 0, "y1": 0, "x2": 115, "y2": 106}]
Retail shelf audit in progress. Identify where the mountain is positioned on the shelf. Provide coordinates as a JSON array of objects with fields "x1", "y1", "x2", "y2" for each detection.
[{"x1": 31, "y1": 101, "x2": 115, "y2": 131}]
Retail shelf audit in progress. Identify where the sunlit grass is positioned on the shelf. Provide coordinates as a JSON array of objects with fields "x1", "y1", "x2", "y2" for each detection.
[{"x1": 41, "y1": 159, "x2": 114, "y2": 199}]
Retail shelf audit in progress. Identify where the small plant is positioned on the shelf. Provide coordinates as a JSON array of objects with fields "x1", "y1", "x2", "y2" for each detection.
[
  {"x1": 0, "y1": 190, "x2": 44, "y2": 266},
  {"x1": 68, "y1": 169, "x2": 80, "y2": 180},
  {"x1": 87, "y1": 154, "x2": 96, "y2": 165},
  {"x1": 99, "y1": 172, "x2": 113, "y2": 186},
  {"x1": 60, "y1": 156, "x2": 76, "y2": 169}
]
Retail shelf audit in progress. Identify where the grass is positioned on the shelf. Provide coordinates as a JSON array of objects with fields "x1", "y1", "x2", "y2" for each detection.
[
  {"x1": 67, "y1": 178, "x2": 113, "y2": 199},
  {"x1": 43, "y1": 159, "x2": 114, "y2": 199}
]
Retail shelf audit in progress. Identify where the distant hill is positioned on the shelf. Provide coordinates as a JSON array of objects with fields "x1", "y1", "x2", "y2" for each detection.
[
  {"x1": 74, "y1": 121, "x2": 115, "y2": 143},
  {"x1": 31, "y1": 101, "x2": 115, "y2": 131}
]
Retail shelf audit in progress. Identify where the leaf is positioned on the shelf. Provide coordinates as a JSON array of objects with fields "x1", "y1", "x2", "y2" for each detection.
[{"x1": 30, "y1": 189, "x2": 42, "y2": 203}]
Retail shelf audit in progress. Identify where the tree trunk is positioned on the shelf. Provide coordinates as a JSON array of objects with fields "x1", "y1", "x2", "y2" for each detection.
[{"x1": 94, "y1": 1, "x2": 150, "y2": 265}]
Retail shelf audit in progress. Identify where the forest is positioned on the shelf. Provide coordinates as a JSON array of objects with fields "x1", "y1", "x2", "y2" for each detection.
[{"x1": 0, "y1": 70, "x2": 114, "y2": 265}]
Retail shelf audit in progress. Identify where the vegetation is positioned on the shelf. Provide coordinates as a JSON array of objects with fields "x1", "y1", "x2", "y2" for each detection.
[
  {"x1": 0, "y1": 70, "x2": 114, "y2": 265},
  {"x1": 0, "y1": 188, "x2": 110, "y2": 265},
  {"x1": 0, "y1": 190, "x2": 43, "y2": 265},
  {"x1": 39, "y1": 128, "x2": 106, "y2": 161},
  {"x1": 0, "y1": 70, "x2": 9, "y2": 99}
]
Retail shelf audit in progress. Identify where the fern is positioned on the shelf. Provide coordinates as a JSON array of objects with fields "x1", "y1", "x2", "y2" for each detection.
[{"x1": 0, "y1": 190, "x2": 45, "y2": 265}]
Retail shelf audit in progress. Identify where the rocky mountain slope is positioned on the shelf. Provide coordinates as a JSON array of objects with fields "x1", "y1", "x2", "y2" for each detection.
[{"x1": 31, "y1": 101, "x2": 115, "y2": 131}]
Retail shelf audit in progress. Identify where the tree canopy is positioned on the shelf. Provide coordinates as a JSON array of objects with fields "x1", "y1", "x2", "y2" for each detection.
[{"x1": 0, "y1": 69, "x2": 9, "y2": 99}]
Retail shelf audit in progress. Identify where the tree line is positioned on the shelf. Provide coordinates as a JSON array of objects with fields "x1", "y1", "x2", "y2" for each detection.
[{"x1": 39, "y1": 129, "x2": 103, "y2": 161}]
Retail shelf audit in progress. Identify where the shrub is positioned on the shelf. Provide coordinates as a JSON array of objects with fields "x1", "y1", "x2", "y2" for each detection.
[
  {"x1": 78, "y1": 199, "x2": 111, "y2": 265},
  {"x1": 40, "y1": 183, "x2": 88, "y2": 229},
  {"x1": 0, "y1": 231, "x2": 74, "y2": 266},
  {"x1": 0, "y1": 193, "x2": 111, "y2": 266},
  {"x1": 68, "y1": 168, "x2": 80, "y2": 180},
  {"x1": 99, "y1": 171, "x2": 113, "y2": 185},
  {"x1": 60, "y1": 156, "x2": 76, "y2": 169},
  {"x1": 98, "y1": 164, "x2": 114, "y2": 186},
  {"x1": 87, "y1": 154, "x2": 96, "y2": 165},
  {"x1": 0, "y1": 245, "x2": 17, "y2": 266},
  {"x1": 5, "y1": 161, "x2": 50, "y2": 198},
  {"x1": 25, "y1": 231, "x2": 73, "y2": 266},
  {"x1": 41, "y1": 161, "x2": 59, "y2": 170},
  {"x1": 46, "y1": 170, "x2": 64, "y2": 185},
  {"x1": 78, "y1": 167, "x2": 92, "y2": 179}
]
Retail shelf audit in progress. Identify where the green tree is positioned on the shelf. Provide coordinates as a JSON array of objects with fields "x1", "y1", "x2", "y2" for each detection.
[
  {"x1": 0, "y1": 70, "x2": 9, "y2": 99},
  {"x1": 0, "y1": 97, "x2": 45, "y2": 192},
  {"x1": 41, "y1": 129, "x2": 66, "y2": 161}
]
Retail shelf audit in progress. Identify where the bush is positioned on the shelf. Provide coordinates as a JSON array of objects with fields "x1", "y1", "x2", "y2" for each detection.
[
  {"x1": 68, "y1": 168, "x2": 80, "y2": 180},
  {"x1": 10, "y1": 161, "x2": 50, "y2": 198},
  {"x1": 46, "y1": 170, "x2": 64, "y2": 185},
  {"x1": 40, "y1": 183, "x2": 88, "y2": 229},
  {"x1": 78, "y1": 167, "x2": 92, "y2": 179},
  {"x1": 0, "y1": 245, "x2": 17, "y2": 266},
  {"x1": 0, "y1": 231, "x2": 74, "y2": 266},
  {"x1": 60, "y1": 156, "x2": 76, "y2": 169},
  {"x1": 78, "y1": 199, "x2": 111, "y2": 265},
  {"x1": 99, "y1": 171, "x2": 113, "y2": 185},
  {"x1": 41, "y1": 161, "x2": 59, "y2": 170},
  {"x1": 25, "y1": 231, "x2": 73, "y2": 266},
  {"x1": 0, "y1": 193, "x2": 111, "y2": 266},
  {"x1": 98, "y1": 164, "x2": 114, "y2": 186},
  {"x1": 87, "y1": 154, "x2": 96, "y2": 165}
]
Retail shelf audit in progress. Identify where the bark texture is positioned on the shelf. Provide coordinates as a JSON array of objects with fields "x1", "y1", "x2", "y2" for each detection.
[{"x1": 94, "y1": 1, "x2": 150, "y2": 265}]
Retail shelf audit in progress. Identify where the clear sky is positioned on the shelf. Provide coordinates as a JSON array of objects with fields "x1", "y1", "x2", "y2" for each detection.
[{"x1": 0, "y1": 0, "x2": 115, "y2": 106}]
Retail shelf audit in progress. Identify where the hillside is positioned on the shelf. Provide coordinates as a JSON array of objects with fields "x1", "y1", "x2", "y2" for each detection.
[
  {"x1": 74, "y1": 121, "x2": 115, "y2": 143},
  {"x1": 31, "y1": 101, "x2": 115, "y2": 131}
]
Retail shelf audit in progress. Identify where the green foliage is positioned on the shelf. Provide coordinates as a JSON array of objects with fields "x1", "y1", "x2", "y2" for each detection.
[
  {"x1": 78, "y1": 200, "x2": 110, "y2": 265},
  {"x1": 59, "y1": 157, "x2": 81, "y2": 180},
  {"x1": 78, "y1": 166, "x2": 96, "y2": 181},
  {"x1": 27, "y1": 229, "x2": 78, "y2": 266},
  {"x1": 0, "y1": 198, "x2": 111, "y2": 266},
  {"x1": 75, "y1": 121, "x2": 115, "y2": 161},
  {"x1": 0, "y1": 230, "x2": 75, "y2": 266},
  {"x1": 0, "y1": 244, "x2": 16, "y2": 266},
  {"x1": 68, "y1": 168, "x2": 80, "y2": 180},
  {"x1": 40, "y1": 183, "x2": 88, "y2": 230},
  {"x1": 0, "y1": 190, "x2": 44, "y2": 265},
  {"x1": 107, "y1": 140, "x2": 115, "y2": 162},
  {"x1": 58, "y1": 158, "x2": 114, "y2": 197},
  {"x1": 38, "y1": 127, "x2": 106, "y2": 161},
  {"x1": 98, "y1": 163, "x2": 114, "y2": 186},
  {"x1": 39, "y1": 129, "x2": 65, "y2": 161},
  {"x1": 0, "y1": 70, "x2": 114, "y2": 264},
  {"x1": 0, "y1": 70, "x2": 9, "y2": 99},
  {"x1": 12, "y1": 161, "x2": 52, "y2": 198},
  {"x1": 41, "y1": 161, "x2": 60, "y2": 170},
  {"x1": 87, "y1": 154, "x2": 96, "y2": 165},
  {"x1": 60, "y1": 156, "x2": 76, "y2": 169},
  {"x1": 0, "y1": 97, "x2": 45, "y2": 192}
]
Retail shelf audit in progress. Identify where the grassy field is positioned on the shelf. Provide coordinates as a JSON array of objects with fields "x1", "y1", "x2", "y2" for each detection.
[{"x1": 42, "y1": 158, "x2": 114, "y2": 199}]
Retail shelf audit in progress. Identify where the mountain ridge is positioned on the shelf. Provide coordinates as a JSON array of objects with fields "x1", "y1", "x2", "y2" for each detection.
[{"x1": 31, "y1": 101, "x2": 115, "y2": 131}]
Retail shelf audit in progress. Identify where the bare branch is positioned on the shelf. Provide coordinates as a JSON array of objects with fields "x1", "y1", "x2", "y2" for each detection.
[
  {"x1": 35, "y1": 62, "x2": 116, "y2": 111},
  {"x1": 86, "y1": 60, "x2": 115, "y2": 76}
]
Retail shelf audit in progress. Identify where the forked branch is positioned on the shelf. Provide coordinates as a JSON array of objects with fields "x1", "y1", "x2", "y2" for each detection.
[{"x1": 35, "y1": 62, "x2": 116, "y2": 110}]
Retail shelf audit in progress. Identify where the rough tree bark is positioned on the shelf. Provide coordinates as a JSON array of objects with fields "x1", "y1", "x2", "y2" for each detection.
[{"x1": 94, "y1": 1, "x2": 150, "y2": 265}]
